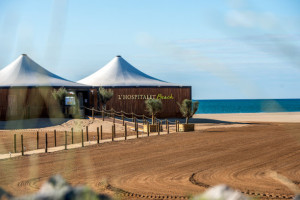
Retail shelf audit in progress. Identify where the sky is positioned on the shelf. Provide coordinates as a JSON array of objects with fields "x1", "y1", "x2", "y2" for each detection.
[{"x1": 0, "y1": 0, "x2": 300, "y2": 99}]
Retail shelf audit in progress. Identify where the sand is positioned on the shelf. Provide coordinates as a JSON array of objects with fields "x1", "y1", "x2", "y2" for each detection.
[
  {"x1": 0, "y1": 117, "x2": 144, "y2": 154},
  {"x1": 0, "y1": 116, "x2": 246, "y2": 155},
  {"x1": 0, "y1": 113, "x2": 299, "y2": 199}
]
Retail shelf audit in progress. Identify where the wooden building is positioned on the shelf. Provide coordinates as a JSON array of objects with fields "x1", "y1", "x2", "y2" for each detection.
[
  {"x1": 0, "y1": 54, "x2": 90, "y2": 120},
  {"x1": 78, "y1": 56, "x2": 192, "y2": 118}
]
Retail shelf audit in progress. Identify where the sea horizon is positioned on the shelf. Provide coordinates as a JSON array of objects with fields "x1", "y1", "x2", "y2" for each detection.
[{"x1": 194, "y1": 98, "x2": 300, "y2": 114}]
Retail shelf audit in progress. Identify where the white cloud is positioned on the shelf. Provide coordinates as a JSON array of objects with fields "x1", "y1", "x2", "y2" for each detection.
[
  {"x1": 225, "y1": 10, "x2": 277, "y2": 30},
  {"x1": 227, "y1": 0, "x2": 246, "y2": 9}
]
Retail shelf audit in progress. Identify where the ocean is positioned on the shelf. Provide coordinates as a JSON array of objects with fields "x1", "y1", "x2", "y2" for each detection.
[{"x1": 194, "y1": 99, "x2": 300, "y2": 114}]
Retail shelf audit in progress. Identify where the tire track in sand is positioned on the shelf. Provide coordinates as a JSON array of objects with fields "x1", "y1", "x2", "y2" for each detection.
[{"x1": 189, "y1": 170, "x2": 295, "y2": 199}]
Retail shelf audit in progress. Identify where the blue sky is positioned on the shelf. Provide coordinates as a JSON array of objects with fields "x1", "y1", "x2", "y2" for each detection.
[{"x1": 0, "y1": 0, "x2": 300, "y2": 99}]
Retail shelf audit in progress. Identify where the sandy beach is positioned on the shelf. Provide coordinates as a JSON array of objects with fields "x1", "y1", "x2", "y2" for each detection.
[{"x1": 0, "y1": 112, "x2": 299, "y2": 199}]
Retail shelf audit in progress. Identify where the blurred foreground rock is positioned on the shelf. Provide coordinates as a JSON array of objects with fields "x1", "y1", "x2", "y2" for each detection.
[
  {"x1": 294, "y1": 195, "x2": 300, "y2": 200},
  {"x1": 191, "y1": 184, "x2": 249, "y2": 200},
  {"x1": 10, "y1": 175, "x2": 111, "y2": 200},
  {"x1": 0, "y1": 187, "x2": 13, "y2": 199}
]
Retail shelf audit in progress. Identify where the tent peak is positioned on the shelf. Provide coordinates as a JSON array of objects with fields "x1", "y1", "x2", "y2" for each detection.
[
  {"x1": 78, "y1": 55, "x2": 178, "y2": 87},
  {"x1": 0, "y1": 54, "x2": 89, "y2": 87},
  {"x1": 21, "y1": 54, "x2": 27, "y2": 56}
]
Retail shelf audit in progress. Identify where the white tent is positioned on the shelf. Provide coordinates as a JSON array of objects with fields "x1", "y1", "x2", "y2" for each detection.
[
  {"x1": 0, "y1": 54, "x2": 89, "y2": 88},
  {"x1": 78, "y1": 55, "x2": 179, "y2": 87}
]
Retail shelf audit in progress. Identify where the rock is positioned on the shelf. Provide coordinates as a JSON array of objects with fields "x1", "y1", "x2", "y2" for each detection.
[
  {"x1": 36, "y1": 174, "x2": 71, "y2": 197},
  {"x1": 294, "y1": 195, "x2": 300, "y2": 200},
  {"x1": 0, "y1": 187, "x2": 13, "y2": 199},
  {"x1": 191, "y1": 184, "x2": 249, "y2": 200},
  {"x1": 12, "y1": 175, "x2": 111, "y2": 200}
]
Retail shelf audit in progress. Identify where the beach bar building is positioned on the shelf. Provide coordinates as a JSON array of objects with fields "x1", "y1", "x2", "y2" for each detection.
[
  {"x1": 78, "y1": 56, "x2": 191, "y2": 118},
  {"x1": 0, "y1": 54, "x2": 90, "y2": 120}
]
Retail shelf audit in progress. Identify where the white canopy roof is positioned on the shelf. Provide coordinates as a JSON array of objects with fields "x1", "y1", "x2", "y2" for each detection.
[
  {"x1": 0, "y1": 54, "x2": 89, "y2": 88},
  {"x1": 78, "y1": 56, "x2": 179, "y2": 87}
]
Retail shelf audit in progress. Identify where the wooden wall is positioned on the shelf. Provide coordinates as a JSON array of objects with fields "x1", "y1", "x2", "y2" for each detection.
[
  {"x1": 0, "y1": 86, "x2": 191, "y2": 120},
  {"x1": 0, "y1": 88, "x2": 89, "y2": 121},
  {"x1": 0, "y1": 89, "x2": 9, "y2": 120},
  {"x1": 1, "y1": 88, "x2": 47, "y2": 120},
  {"x1": 89, "y1": 87, "x2": 192, "y2": 118}
]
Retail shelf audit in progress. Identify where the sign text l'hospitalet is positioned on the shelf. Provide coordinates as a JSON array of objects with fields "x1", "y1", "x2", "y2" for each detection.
[{"x1": 118, "y1": 94, "x2": 174, "y2": 100}]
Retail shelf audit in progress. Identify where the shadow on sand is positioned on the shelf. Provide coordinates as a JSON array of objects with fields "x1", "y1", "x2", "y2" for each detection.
[
  {"x1": 163, "y1": 117, "x2": 257, "y2": 125},
  {"x1": 1, "y1": 116, "x2": 254, "y2": 130},
  {"x1": 120, "y1": 116, "x2": 254, "y2": 125},
  {"x1": 186, "y1": 118, "x2": 251, "y2": 124},
  {"x1": 0, "y1": 118, "x2": 70, "y2": 130}
]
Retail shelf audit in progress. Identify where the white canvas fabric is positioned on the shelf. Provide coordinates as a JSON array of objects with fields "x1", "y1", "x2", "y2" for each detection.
[
  {"x1": 0, "y1": 54, "x2": 89, "y2": 87},
  {"x1": 78, "y1": 56, "x2": 179, "y2": 87}
]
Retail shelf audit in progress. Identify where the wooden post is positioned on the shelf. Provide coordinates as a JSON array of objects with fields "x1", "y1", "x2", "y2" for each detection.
[
  {"x1": 158, "y1": 121, "x2": 160, "y2": 135},
  {"x1": 54, "y1": 129, "x2": 57, "y2": 147},
  {"x1": 125, "y1": 123, "x2": 127, "y2": 140},
  {"x1": 21, "y1": 135, "x2": 24, "y2": 156},
  {"x1": 166, "y1": 120, "x2": 168, "y2": 129},
  {"x1": 100, "y1": 125, "x2": 103, "y2": 140},
  {"x1": 81, "y1": 129, "x2": 84, "y2": 147},
  {"x1": 136, "y1": 118, "x2": 138, "y2": 131},
  {"x1": 113, "y1": 111, "x2": 115, "y2": 124},
  {"x1": 147, "y1": 121, "x2": 150, "y2": 137},
  {"x1": 92, "y1": 107, "x2": 94, "y2": 119},
  {"x1": 114, "y1": 123, "x2": 116, "y2": 138},
  {"x1": 166, "y1": 122, "x2": 170, "y2": 134},
  {"x1": 122, "y1": 113, "x2": 124, "y2": 126},
  {"x1": 71, "y1": 128, "x2": 74, "y2": 144},
  {"x1": 36, "y1": 131, "x2": 39, "y2": 149},
  {"x1": 136, "y1": 121, "x2": 139, "y2": 138},
  {"x1": 112, "y1": 125, "x2": 114, "y2": 141},
  {"x1": 65, "y1": 131, "x2": 67, "y2": 150},
  {"x1": 14, "y1": 134, "x2": 16, "y2": 153},
  {"x1": 97, "y1": 127, "x2": 99, "y2": 144},
  {"x1": 142, "y1": 115, "x2": 145, "y2": 124},
  {"x1": 45, "y1": 133, "x2": 48, "y2": 153},
  {"x1": 134, "y1": 117, "x2": 137, "y2": 131},
  {"x1": 86, "y1": 126, "x2": 89, "y2": 141},
  {"x1": 132, "y1": 113, "x2": 134, "y2": 122},
  {"x1": 175, "y1": 120, "x2": 178, "y2": 132},
  {"x1": 102, "y1": 110, "x2": 104, "y2": 121}
]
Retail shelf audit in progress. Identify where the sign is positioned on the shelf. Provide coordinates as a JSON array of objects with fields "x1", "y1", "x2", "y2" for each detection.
[
  {"x1": 118, "y1": 94, "x2": 174, "y2": 100},
  {"x1": 65, "y1": 96, "x2": 76, "y2": 106}
]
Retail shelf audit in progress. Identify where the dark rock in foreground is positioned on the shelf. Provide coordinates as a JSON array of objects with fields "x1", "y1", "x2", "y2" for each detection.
[
  {"x1": 191, "y1": 184, "x2": 249, "y2": 200},
  {"x1": 10, "y1": 175, "x2": 111, "y2": 200}
]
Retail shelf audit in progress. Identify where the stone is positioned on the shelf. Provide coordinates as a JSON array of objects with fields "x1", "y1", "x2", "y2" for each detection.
[
  {"x1": 0, "y1": 187, "x2": 13, "y2": 199},
  {"x1": 294, "y1": 195, "x2": 300, "y2": 200},
  {"x1": 12, "y1": 175, "x2": 111, "y2": 200},
  {"x1": 191, "y1": 184, "x2": 249, "y2": 200}
]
